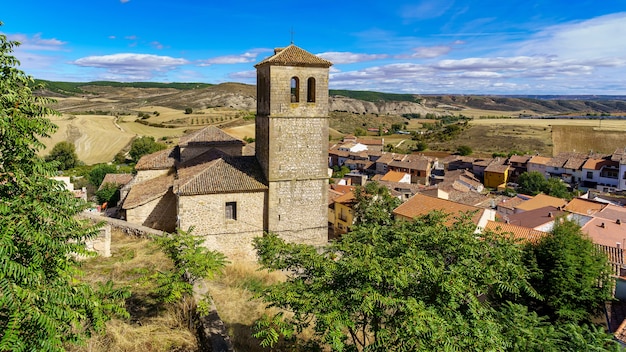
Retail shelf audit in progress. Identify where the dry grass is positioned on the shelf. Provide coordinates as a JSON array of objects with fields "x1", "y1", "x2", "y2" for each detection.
[{"x1": 70, "y1": 231, "x2": 199, "y2": 352}]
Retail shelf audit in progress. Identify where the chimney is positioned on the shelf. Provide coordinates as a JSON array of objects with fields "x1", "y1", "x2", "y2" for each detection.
[
  {"x1": 618, "y1": 219, "x2": 622, "y2": 225},
  {"x1": 618, "y1": 242, "x2": 622, "y2": 250},
  {"x1": 601, "y1": 222, "x2": 606, "y2": 228},
  {"x1": 548, "y1": 212, "x2": 553, "y2": 218}
]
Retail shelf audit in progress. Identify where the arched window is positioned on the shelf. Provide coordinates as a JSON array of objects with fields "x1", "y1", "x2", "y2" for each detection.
[
  {"x1": 290, "y1": 77, "x2": 300, "y2": 103},
  {"x1": 307, "y1": 77, "x2": 316, "y2": 102}
]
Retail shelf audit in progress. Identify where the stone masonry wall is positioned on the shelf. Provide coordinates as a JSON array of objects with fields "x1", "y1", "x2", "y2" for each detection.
[
  {"x1": 178, "y1": 191, "x2": 266, "y2": 260},
  {"x1": 267, "y1": 178, "x2": 328, "y2": 246},
  {"x1": 126, "y1": 190, "x2": 177, "y2": 233}
]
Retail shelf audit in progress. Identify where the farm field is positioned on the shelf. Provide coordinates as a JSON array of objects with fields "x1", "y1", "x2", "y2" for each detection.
[{"x1": 40, "y1": 114, "x2": 135, "y2": 165}]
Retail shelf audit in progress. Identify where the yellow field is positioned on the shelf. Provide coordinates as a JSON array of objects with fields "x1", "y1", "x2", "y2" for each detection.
[
  {"x1": 223, "y1": 123, "x2": 255, "y2": 140},
  {"x1": 40, "y1": 114, "x2": 135, "y2": 165},
  {"x1": 470, "y1": 118, "x2": 626, "y2": 130}
]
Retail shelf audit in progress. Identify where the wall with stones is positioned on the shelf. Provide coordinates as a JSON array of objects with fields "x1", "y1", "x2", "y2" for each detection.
[
  {"x1": 178, "y1": 191, "x2": 266, "y2": 260},
  {"x1": 267, "y1": 178, "x2": 328, "y2": 246},
  {"x1": 134, "y1": 169, "x2": 172, "y2": 183},
  {"x1": 126, "y1": 190, "x2": 177, "y2": 233}
]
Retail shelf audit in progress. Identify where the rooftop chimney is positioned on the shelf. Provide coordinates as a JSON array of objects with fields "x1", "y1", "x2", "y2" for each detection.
[
  {"x1": 548, "y1": 212, "x2": 553, "y2": 218},
  {"x1": 618, "y1": 219, "x2": 622, "y2": 225},
  {"x1": 601, "y1": 222, "x2": 606, "y2": 228}
]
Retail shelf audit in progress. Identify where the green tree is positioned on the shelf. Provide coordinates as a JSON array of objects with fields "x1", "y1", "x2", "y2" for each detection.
[
  {"x1": 523, "y1": 219, "x2": 613, "y2": 323},
  {"x1": 184, "y1": 107, "x2": 193, "y2": 114},
  {"x1": 457, "y1": 145, "x2": 473, "y2": 156},
  {"x1": 352, "y1": 181, "x2": 401, "y2": 226},
  {"x1": 253, "y1": 212, "x2": 540, "y2": 351},
  {"x1": 543, "y1": 177, "x2": 571, "y2": 199},
  {"x1": 129, "y1": 136, "x2": 167, "y2": 162},
  {"x1": 0, "y1": 25, "x2": 127, "y2": 351},
  {"x1": 95, "y1": 183, "x2": 121, "y2": 206},
  {"x1": 517, "y1": 171, "x2": 547, "y2": 196},
  {"x1": 88, "y1": 163, "x2": 117, "y2": 188},
  {"x1": 45, "y1": 141, "x2": 81, "y2": 170},
  {"x1": 414, "y1": 141, "x2": 428, "y2": 151}
]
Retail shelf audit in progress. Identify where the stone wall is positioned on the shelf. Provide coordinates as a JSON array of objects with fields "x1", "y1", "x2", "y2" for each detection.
[
  {"x1": 267, "y1": 178, "x2": 328, "y2": 246},
  {"x1": 126, "y1": 189, "x2": 177, "y2": 233},
  {"x1": 178, "y1": 191, "x2": 266, "y2": 260}
]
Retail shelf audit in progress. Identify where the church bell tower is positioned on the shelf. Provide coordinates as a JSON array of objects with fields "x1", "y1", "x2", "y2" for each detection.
[{"x1": 255, "y1": 44, "x2": 332, "y2": 245}]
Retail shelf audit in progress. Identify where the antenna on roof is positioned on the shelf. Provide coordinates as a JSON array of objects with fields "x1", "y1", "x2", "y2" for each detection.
[{"x1": 290, "y1": 27, "x2": 295, "y2": 44}]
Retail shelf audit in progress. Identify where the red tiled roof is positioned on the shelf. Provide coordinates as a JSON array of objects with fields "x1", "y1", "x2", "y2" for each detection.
[
  {"x1": 564, "y1": 198, "x2": 606, "y2": 216},
  {"x1": 255, "y1": 44, "x2": 333, "y2": 68},
  {"x1": 179, "y1": 126, "x2": 243, "y2": 147},
  {"x1": 176, "y1": 150, "x2": 267, "y2": 195},
  {"x1": 505, "y1": 206, "x2": 566, "y2": 229},
  {"x1": 528, "y1": 155, "x2": 551, "y2": 165},
  {"x1": 484, "y1": 220, "x2": 547, "y2": 243},
  {"x1": 514, "y1": 194, "x2": 567, "y2": 212},
  {"x1": 581, "y1": 217, "x2": 626, "y2": 248},
  {"x1": 98, "y1": 173, "x2": 134, "y2": 191},
  {"x1": 381, "y1": 170, "x2": 408, "y2": 182},
  {"x1": 393, "y1": 193, "x2": 484, "y2": 225},
  {"x1": 122, "y1": 173, "x2": 175, "y2": 209},
  {"x1": 508, "y1": 155, "x2": 531, "y2": 164},
  {"x1": 135, "y1": 147, "x2": 179, "y2": 171}
]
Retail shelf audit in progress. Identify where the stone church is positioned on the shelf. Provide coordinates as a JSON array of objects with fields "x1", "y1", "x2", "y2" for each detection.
[{"x1": 121, "y1": 45, "x2": 333, "y2": 259}]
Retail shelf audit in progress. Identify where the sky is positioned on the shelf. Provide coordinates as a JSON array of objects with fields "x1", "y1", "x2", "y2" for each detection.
[{"x1": 2, "y1": 0, "x2": 626, "y2": 95}]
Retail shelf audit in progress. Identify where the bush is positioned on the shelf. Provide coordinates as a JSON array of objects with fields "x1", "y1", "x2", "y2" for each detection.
[
  {"x1": 184, "y1": 107, "x2": 192, "y2": 114},
  {"x1": 457, "y1": 145, "x2": 473, "y2": 156}
]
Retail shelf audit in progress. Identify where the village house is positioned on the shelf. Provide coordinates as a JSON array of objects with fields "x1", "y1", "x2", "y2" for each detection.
[
  {"x1": 483, "y1": 158, "x2": 510, "y2": 188},
  {"x1": 121, "y1": 44, "x2": 333, "y2": 259}
]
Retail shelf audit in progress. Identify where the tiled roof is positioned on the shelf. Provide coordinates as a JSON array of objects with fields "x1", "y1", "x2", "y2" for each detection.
[
  {"x1": 381, "y1": 170, "x2": 408, "y2": 182},
  {"x1": 135, "y1": 147, "x2": 179, "y2": 170},
  {"x1": 330, "y1": 184, "x2": 355, "y2": 194},
  {"x1": 388, "y1": 154, "x2": 431, "y2": 171},
  {"x1": 563, "y1": 156, "x2": 587, "y2": 170},
  {"x1": 547, "y1": 152, "x2": 587, "y2": 169},
  {"x1": 255, "y1": 44, "x2": 333, "y2": 68},
  {"x1": 98, "y1": 173, "x2": 134, "y2": 191},
  {"x1": 485, "y1": 161, "x2": 510, "y2": 173},
  {"x1": 122, "y1": 173, "x2": 174, "y2": 209},
  {"x1": 328, "y1": 189, "x2": 345, "y2": 205},
  {"x1": 596, "y1": 204, "x2": 626, "y2": 222},
  {"x1": 358, "y1": 138, "x2": 383, "y2": 146},
  {"x1": 175, "y1": 150, "x2": 267, "y2": 195},
  {"x1": 497, "y1": 195, "x2": 531, "y2": 211},
  {"x1": 179, "y1": 126, "x2": 243, "y2": 147},
  {"x1": 334, "y1": 191, "x2": 356, "y2": 205},
  {"x1": 528, "y1": 155, "x2": 551, "y2": 165},
  {"x1": 393, "y1": 193, "x2": 484, "y2": 225},
  {"x1": 484, "y1": 220, "x2": 547, "y2": 243},
  {"x1": 508, "y1": 155, "x2": 531, "y2": 164},
  {"x1": 514, "y1": 193, "x2": 567, "y2": 212},
  {"x1": 582, "y1": 158, "x2": 618, "y2": 170},
  {"x1": 505, "y1": 206, "x2": 566, "y2": 229},
  {"x1": 581, "y1": 217, "x2": 626, "y2": 247},
  {"x1": 564, "y1": 198, "x2": 606, "y2": 216},
  {"x1": 612, "y1": 147, "x2": 626, "y2": 164}
]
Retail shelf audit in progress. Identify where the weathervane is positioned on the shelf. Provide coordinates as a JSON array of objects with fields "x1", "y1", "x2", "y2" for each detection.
[{"x1": 290, "y1": 27, "x2": 295, "y2": 44}]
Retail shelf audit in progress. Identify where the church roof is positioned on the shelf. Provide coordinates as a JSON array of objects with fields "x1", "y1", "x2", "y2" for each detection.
[
  {"x1": 179, "y1": 126, "x2": 243, "y2": 147},
  {"x1": 175, "y1": 149, "x2": 267, "y2": 196},
  {"x1": 135, "y1": 147, "x2": 179, "y2": 170},
  {"x1": 122, "y1": 173, "x2": 175, "y2": 209},
  {"x1": 255, "y1": 44, "x2": 333, "y2": 68}
]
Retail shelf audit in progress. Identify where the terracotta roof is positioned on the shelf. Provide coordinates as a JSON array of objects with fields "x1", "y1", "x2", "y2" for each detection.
[
  {"x1": 330, "y1": 184, "x2": 354, "y2": 194},
  {"x1": 582, "y1": 158, "x2": 618, "y2": 170},
  {"x1": 581, "y1": 217, "x2": 626, "y2": 248},
  {"x1": 98, "y1": 173, "x2": 134, "y2": 191},
  {"x1": 485, "y1": 161, "x2": 509, "y2": 173},
  {"x1": 564, "y1": 198, "x2": 607, "y2": 216},
  {"x1": 563, "y1": 156, "x2": 587, "y2": 170},
  {"x1": 484, "y1": 220, "x2": 547, "y2": 243},
  {"x1": 596, "y1": 204, "x2": 626, "y2": 222},
  {"x1": 508, "y1": 155, "x2": 531, "y2": 164},
  {"x1": 358, "y1": 138, "x2": 383, "y2": 146},
  {"x1": 514, "y1": 193, "x2": 567, "y2": 212},
  {"x1": 255, "y1": 44, "x2": 333, "y2": 68},
  {"x1": 334, "y1": 191, "x2": 356, "y2": 205},
  {"x1": 528, "y1": 155, "x2": 551, "y2": 165},
  {"x1": 497, "y1": 195, "x2": 531, "y2": 210},
  {"x1": 381, "y1": 170, "x2": 409, "y2": 182},
  {"x1": 328, "y1": 189, "x2": 344, "y2": 205},
  {"x1": 505, "y1": 206, "x2": 566, "y2": 229},
  {"x1": 122, "y1": 173, "x2": 175, "y2": 209},
  {"x1": 547, "y1": 152, "x2": 587, "y2": 169},
  {"x1": 393, "y1": 193, "x2": 484, "y2": 225},
  {"x1": 135, "y1": 147, "x2": 179, "y2": 170},
  {"x1": 176, "y1": 150, "x2": 267, "y2": 195},
  {"x1": 388, "y1": 154, "x2": 431, "y2": 171},
  {"x1": 179, "y1": 126, "x2": 243, "y2": 147}
]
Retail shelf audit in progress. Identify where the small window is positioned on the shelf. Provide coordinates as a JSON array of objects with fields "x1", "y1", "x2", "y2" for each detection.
[
  {"x1": 587, "y1": 171, "x2": 593, "y2": 179},
  {"x1": 290, "y1": 77, "x2": 300, "y2": 103},
  {"x1": 225, "y1": 202, "x2": 237, "y2": 220},
  {"x1": 307, "y1": 77, "x2": 316, "y2": 102}
]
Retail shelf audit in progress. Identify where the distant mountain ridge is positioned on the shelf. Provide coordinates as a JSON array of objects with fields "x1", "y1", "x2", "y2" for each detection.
[{"x1": 34, "y1": 80, "x2": 626, "y2": 115}]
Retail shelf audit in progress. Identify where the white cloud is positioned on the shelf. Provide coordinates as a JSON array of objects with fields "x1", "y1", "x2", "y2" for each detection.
[
  {"x1": 8, "y1": 33, "x2": 66, "y2": 51},
  {"x1": 400, "y1": 45, "x2": 452, "y2": 59},
  {"x1": 72, "y1": 53, "x2": 189, "y2": 81},
  {"x1": 199, "y1": 49, "x2": 271, "y2": 66},
  {"x1": 317, "y1": 51, "x2": 388, "y2": 64},
  {"x1": 400, "y1": 1, "x2": 454, "y2": 20},
  {"x1": 515, "y1": 12, "x2": 626, "y2": 60},
  {"x1": 120, "y1": 0, "x2": 130, "y2": 3}
]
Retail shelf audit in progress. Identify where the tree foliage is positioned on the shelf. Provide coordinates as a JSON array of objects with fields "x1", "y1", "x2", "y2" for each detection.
[
  {"x1": 0, "y1": 25, "x2": 127, "y2": 351},
  {"x1": 253, "y1": 204, "x2": 618, "y2": 351},
  {"x1": 352, "y1": 181, "x2": 401, "y2": 226},
  {"x1": 457, "y1": 145, "x2": 473, "y2": 156},
  {"x1": 45, "y1": 141, "x2": 81, "y2": 170},
  {"x1": 95, "y1": 182, "x2": 121, "y2": 206},
  {"x1": 523, "y1": 219, "x2": 613, "y2": 323},
  {"x1": 88, "y1": 163, "x2": 117, "y2": 188},
  {"x1": 129, "y1": 136, "x2": 167, "y2": 162},
  {"x1": 517, "y1": 171, "x2": 571, "y2": 199}
]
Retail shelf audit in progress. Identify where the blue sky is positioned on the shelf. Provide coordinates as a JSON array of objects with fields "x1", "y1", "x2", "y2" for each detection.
[{"x1": 2, "y1": 0, "x2": 626, "y2": 94}]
